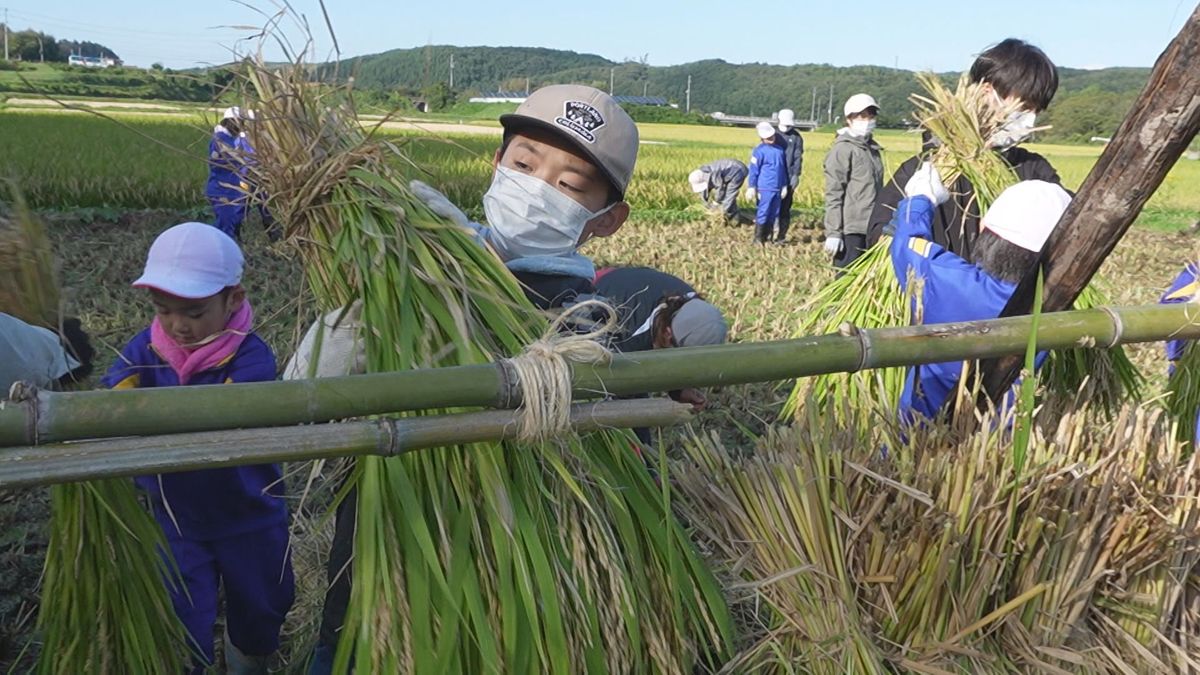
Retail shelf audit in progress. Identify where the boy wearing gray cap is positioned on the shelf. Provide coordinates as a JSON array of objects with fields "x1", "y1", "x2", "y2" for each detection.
[
  {"x1": 308, "y1": 84, "x2": 642, "y2": 674},
  {"x1": 413, "y1": 84, "x2": 639, "y2": 312}
]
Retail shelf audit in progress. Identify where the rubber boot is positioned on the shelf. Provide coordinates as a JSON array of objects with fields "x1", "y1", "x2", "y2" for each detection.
[{"x1": 224, "y1": 631, "x2": 271, "y2": 675}]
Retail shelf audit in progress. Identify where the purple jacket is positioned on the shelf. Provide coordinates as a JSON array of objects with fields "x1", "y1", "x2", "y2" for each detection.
[{"x1": 102, "y1": 328, "x2": 287, "y2": 540}]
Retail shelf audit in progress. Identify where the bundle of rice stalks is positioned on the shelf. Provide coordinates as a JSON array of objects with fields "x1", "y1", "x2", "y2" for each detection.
[
  {"x1": 0, "y1": 180, "x2": 60, "y2": 328},
  {"x1": 36, "y1": 479, "x2": 189, "y2": 673},
  {"x1": 238, "y1": 40, "x2": 730, "y2": 673},
  {"x1": 1166, "y1": 338, "x2": 1200, "y2": 444},
  {"x1": 676, "y1": 398, "x2": 1200, "y2": 674},
  {"x1": 1041, "y1": 284, "x2": 1143, "y2": 415}
]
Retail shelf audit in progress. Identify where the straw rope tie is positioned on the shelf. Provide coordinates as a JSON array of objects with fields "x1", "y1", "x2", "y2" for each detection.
[{"x1": 504, "y1": 300, "x2": 618, "y2": 444}]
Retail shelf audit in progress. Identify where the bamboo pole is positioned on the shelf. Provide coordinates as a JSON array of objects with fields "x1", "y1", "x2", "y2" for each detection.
[
  {"x1": 981, "y1": 5, "x2": 1200, "y2": 403},
  {"x1": 0, "y1": 399, "x2": 691, "y2": 489},
  {"x1": 2, "y1": 303, "x2": 1199, "y2": 448}
]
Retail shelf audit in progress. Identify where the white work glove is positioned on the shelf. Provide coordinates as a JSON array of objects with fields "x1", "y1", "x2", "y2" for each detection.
[
  {"x1": 782, "y1": 186, "x2": 790, "y2": 198},
  {"x1": 409, "y1": 180, "x2": 470, "y2": 228},
  {"x1": 823, "y1": 236, "x2": 843, "y2": 255},
  {"x1": 745, "y1": 187, "x2": 758, "y2": 202},
  {"x1": 903, "y1": 161, "x2": 950, "y2": 206},
  {"x1": 283, "y1": 301, "x2": 367, "y2": 380}
]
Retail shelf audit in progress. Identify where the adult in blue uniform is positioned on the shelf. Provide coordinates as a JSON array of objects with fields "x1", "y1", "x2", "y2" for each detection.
[
  {"x1": 890, "y1": 164, "x2": 1071, "y2": 426},
  {"x1": 1160, "y1": 263, "x2": 1200, "y2": 441},
  {"x1": 746, "y1": 121, "x2": 788, "y2": 244}
]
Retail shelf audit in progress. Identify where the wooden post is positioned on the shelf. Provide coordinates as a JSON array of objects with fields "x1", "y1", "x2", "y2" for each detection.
[{"x1": 981, "y1": 4, "x2": 1200, "y2": 403}]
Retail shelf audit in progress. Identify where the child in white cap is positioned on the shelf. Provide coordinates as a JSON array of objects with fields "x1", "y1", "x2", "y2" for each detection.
[
  {"x1": 747, "y1": 121, "x2": 789, "y2": 244},
  {"x1": 101, "y1": 222, "x2": 293, "y2": 673},
  {"x1": 890, "y1": 164, "x2": 1071, "y2": 424}
]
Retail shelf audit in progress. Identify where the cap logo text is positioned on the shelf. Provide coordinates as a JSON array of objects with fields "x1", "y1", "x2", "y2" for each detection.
[{"x1": 555, "y1": 100, "x2": 606, "y2": 144}]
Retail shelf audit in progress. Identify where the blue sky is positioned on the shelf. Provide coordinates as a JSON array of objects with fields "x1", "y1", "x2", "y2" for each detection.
[{"x1": 7, "y1": 1, "x2": 1193, "y2": 71}]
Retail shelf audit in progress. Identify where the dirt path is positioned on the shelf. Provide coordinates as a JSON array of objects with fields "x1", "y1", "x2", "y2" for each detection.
[{"x1": 4, "y1": 97, "x2": 184, "y2": 111}]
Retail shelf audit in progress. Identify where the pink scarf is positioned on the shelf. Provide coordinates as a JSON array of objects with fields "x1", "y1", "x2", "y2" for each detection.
[{"x1": 150, "y1": 300, "x2": 254, "y2": 385}]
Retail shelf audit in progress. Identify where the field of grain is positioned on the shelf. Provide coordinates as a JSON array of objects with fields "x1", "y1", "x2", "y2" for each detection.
[{"x1": 3, "y1": 106, "x2": 1200, "y2": 671}]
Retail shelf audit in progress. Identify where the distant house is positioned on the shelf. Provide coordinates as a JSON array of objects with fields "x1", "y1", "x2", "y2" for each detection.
[
  {"x1": 469, "y1": 91, "x2": 529, "y2": 104},
  {"x1": 68, "y1": 55, "x2": 120, "y2": 69}
]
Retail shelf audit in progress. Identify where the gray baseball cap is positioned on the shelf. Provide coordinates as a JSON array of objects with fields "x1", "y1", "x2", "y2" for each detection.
[
  {"x1": 671, "y1": 298, "x2": 728, "y2": 348},
  {"x1": 500, "y1": 84, "x2": 639, "y2": 198}
]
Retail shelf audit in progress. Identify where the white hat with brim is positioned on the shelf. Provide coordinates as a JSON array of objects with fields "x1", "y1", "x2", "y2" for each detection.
[
  {"x1": 843, "y1": 93, "x2": 880, "y2": 117},
  {"x1": 756, "y1": 121, "x2": 776, "y2": 139},
  {"x1": 981, "y1": 181, "x2": 1073, "y2": 252},
  {"x1": 688, "y1": 169, "x2": 709, "y2": 193},
  {"x1": 221, "y1": 106, "x2": 255, "y2": 121},
  {"x1": 133, "y1": 222, "x2": 245, "y2": 299},
  {"x1": 778, "y1": 108, "x2": 796, "y2": 130}
]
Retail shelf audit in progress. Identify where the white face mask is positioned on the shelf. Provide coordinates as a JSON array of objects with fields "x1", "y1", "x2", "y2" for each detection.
[
  {"x1": 989, "y1": 110, "x2": 1037, "y2": 149},
  {"x1": 482, "y1": 166, "x2": 614, "y2": 260},
  {"x1": 848, "y1": 118, "x2": 876, "y2": 137}
]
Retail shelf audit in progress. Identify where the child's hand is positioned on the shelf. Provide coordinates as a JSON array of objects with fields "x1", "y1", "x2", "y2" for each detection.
[{"x1": 903, "y1": 162, "x2": 950, "y2": 206}]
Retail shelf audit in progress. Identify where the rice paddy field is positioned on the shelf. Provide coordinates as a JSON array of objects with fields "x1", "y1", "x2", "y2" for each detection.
[{"x1": 3, "y1": 103, "x2": 1200, "y2": 671}]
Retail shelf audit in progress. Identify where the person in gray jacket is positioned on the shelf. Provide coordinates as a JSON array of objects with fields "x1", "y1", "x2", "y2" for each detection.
[
  {"x1": 823, "y1": 94, "x2": 884, "y2": 268},
  {"x1": 688, "y1": 158, "x2": 748, "y2": 222},
  {"x1": 0, "y1": 313, "x2": 94, "y2": 396},
  {"x1": 775, "y1": 109, "x2": 805, "y2": 243}
]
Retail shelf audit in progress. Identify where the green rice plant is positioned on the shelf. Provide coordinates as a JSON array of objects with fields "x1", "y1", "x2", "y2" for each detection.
[
  {"x1": 1166, "y1": 338, "x2": 1200, "y2": 444},
  {"x1": 36, "y1": 479, "x2": 189, "y2": 673},
  {"x1": 239, "y1": 38, "x2": 730, "y2": 674},
  {"x1": 0, "y1": 180, "x2": 60, "y2": 328},
  {"x1": 1042, "y1": 284, "x2": 1144, "y2": 416}
]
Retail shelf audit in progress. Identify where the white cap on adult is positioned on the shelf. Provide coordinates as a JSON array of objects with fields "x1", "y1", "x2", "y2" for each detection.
[
  {"x1": 688, "y1": 169, "x2": 709, "y2": 193},
  {"x1": 778, "y1": 108, "x2": 796, "y2": 130},
  {"x1": 755, "y1": 121, "x2": 776, "y2": 139},
  {"x1": 981, "y1": 181, "x2": 1073, "y2": 252},
  {"x1": 843, "y1": 93, "x2": 880, "y2": 117}
]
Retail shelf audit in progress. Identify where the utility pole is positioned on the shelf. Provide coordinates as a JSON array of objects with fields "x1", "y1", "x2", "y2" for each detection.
[
  {"x1": 609, "y1": 67, "x2": 614, "y2": 95},
  {"x1": 685, "y1": 74, "x2": 691, "y2": 113},
  {"x1": 525, "y1": 77, "x2": 529, "y2": 95},
  {"x1": 643, "y1": 81, "x2": 648, "y2": 97},
  {"x1": 809, "y1": 86, "x2": 816, "y2": 122},
  {"x1": 827, "y1": 83, "x2": 834, "y2": 125},
  {"x1": 448, "y1": 53, "x2": 454, "y2": 88},
  {"x1": 37, "y1": 35, "x2": 43, "y2": 63},
  {"x1": 3, "y1": 8, "x2": 8, "y2": 62}
]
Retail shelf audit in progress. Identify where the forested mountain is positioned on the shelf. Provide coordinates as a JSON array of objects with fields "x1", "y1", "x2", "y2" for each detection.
[{"x1": 333, "y1": 45, "x2": 1149, "y2": 141}]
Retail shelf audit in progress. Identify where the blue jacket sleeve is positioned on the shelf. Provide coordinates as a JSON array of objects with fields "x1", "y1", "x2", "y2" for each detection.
[
  {"x1": 747, "y1": 147, "x2": 761, "y2": 189},
  {"x1": 1161, "y1": 263, "x2": 1199, "y2": 365},
  {"x1": 889, "y1": 196, "x2": 991, "y2": 296},
  {"x1": 226, "y1": 337, "x2": 278, "y2": 383},
  {"x1": 101, "y1": 332, "x2": 155, "y2": 390}
]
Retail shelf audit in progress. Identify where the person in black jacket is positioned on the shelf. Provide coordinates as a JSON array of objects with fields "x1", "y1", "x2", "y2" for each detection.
[
  {"x1": 866, "y1": 38, "x2": 1063, "y2": 261},
  {"x1": 775, "y1": 109, "x2": 805, "y2": 244},
  {"x1": 593, "y1": 265, "x2": 728, "y2": 446}
]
